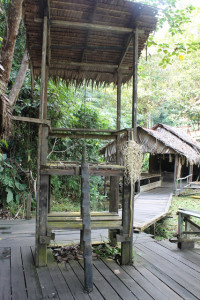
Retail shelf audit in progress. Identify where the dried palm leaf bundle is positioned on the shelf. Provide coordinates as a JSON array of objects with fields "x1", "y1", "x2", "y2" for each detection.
[{"x1": 122, "y1": 139, "x2": 143, "y2": 236}]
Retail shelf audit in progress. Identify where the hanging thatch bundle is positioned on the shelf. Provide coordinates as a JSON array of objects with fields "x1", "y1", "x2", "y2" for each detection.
[
  {"x1": 122, "y1": 139, "x2": 143, "y2": 236},
  {"x1": 122, "y1": 140, "x2": 143, "y2": 185}
]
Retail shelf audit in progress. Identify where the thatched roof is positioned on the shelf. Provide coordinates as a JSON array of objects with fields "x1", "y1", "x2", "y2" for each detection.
[
  {"x1": 23, "y1": 0, "x2": 158, "y2": 85},
  {"x1": 101, "y1": 124, "x2": 200, "y2": 165}
]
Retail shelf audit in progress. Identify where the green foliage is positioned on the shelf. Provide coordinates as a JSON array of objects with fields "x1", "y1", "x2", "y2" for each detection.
[
  {"x1": 0, "y1": 153, "x2": 28, "y2": 213},
  {"x1": 136, "y1": 0, "x2": 196, "y2": 67},
  {"x1": 142, "y1": 154, "x2": 150, "y2": 172},
  {"x1": 93, "y1": 243, "x2": 121, "y2": 259}
]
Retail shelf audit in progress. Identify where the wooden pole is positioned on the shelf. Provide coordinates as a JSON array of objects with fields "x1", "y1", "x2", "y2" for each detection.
[
  {"x1": 39, "y1": 16, "x2": 48, "y2": 120},
  {"x1": 132, "y1": 28, "x2": 138, "y2": 141},
  {"x1": 121, "y1": 28, "x2": 138, "y2": 264},
  {"x1": 35, "y1": 15, "x2": 49, "y2": 267},
  {"x1": 121, "y1": 131, "x2": 133, "y2": 264},
  {"x1": 174, "y1": 154, "x2": 178, "y2": 194},
  {"x1": 109, "y1": 72, "x2": 121, "y2": 245},
  {"x1": 116, "y1": 71, "x2": 122, "y2": 163},
  {"x1": 189, "y1": 163, "x2": 193, "y2": 183},
  {"x1": 81, "y1": 146, "x2": 93, "y2": 292}
]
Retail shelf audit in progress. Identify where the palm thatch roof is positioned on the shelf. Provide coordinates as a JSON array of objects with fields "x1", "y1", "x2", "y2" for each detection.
[
  {"x1": 23, "y1": 0, "x2": 158, "y2": 85},
  {"x1": 101, "y1": 124, "x2": 200, "y2": 165}
]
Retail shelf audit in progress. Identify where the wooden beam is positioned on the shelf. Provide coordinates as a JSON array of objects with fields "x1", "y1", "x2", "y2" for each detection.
[
  {"x1": 35, "y1": 18, "x2": 134, "y2": 34},
  {"x1": 34, "y1": 66, "x2": 130, "y2": 76},
  {"x1": 49, "y1": 133, "x2": 116, "y2": 140},
  {"x1": 118, "y1": 33, "x2": 133, "y2": 69},
  {"x1": 80, "y1": 0, "x2": 97, "y2": 64},
  {"x1": 41, "y1": 164, "x2": 125, "y2": 177},
  {"x1": 49, "y1": 45, "x2": 127, "y2": 51},
  {"x1": 46, "y1": 61, "x2": 130, "y2": 70},
  {"x1": 132, "y1": 28, "x2": 139, "y2": 140},
  {"x1": 11, "y1": 116, "x2": 51, "y2": 126},
  {"x1": 51, "y1": 128, "x2": 117, "y2": 133},
  {"x1": 40, "y1": 16, "x2": 48, "y2": 120}
]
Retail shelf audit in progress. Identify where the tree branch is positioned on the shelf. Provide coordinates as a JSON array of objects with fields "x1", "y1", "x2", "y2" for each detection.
[{"x1": 9, "y1": 49, "x2": 29, "y2": 106}]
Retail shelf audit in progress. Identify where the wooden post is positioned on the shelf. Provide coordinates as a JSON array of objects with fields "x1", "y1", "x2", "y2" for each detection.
[
  {"x1": 132, "y1": 28, "x2": 138, "y2": 141},
  {"x1": 178, "y1": 212, "x2": 183, "y2": 239},
  {"x1": 109, "y1": 72, "x2": 121, "y2": 245},
  {"x1": 189, "y1": 163, "x2": 193, "y2": 183},
  {"x1": 81, "y1": 146, "x2": 93, "y2": 293},
  {"x1": 173, "y1": 154, "x2": 178, "y2": 194},
  {"x1": 121, "y1": 28, "x2": 139, "y2": 264},
  {"x1": 35, "y1": 15, "x2": 49, "y2": 267},
  {"x1": 121, "y1": 178, "x2": 133, "y2": 264},
  {"x1": 121, "y1": 130, "x2": 133, "y2": 265}
]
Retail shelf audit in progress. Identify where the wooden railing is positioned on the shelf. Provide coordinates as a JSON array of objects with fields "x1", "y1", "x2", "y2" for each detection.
[{"x1": 176, "y1": 174, "x2": 193, "y2": 194}]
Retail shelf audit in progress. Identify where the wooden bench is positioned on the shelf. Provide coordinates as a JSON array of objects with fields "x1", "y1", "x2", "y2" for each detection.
[
  {"x1": 177, "y1": 208, "x2": 200, "y2": 249},
  {"x1": 47, "y1": 211, "x2": 122, "y2": 230}
]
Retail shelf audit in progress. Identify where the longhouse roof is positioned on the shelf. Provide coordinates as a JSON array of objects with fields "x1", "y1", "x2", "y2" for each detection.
[
  {"x1": 101, "y1": 124, "x2": 200, "y2": 165},
  {"x1": 138, "y1": 124, "x2": 200, "y2": 165},
  {"x1": 23, "y1": 0, "x2": 158, "y2": 85}
]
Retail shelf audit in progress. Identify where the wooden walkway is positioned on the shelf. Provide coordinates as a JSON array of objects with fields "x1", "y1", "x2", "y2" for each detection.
[
  {"x1": 1, "y1": 234, "x2": 200, "y2": 299},
  {"x1": 134, "y1": 183, "x2": 173, "y2": 231}
]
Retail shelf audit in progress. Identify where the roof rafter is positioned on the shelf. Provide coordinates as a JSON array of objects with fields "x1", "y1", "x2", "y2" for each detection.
[
  {"x1": 34, "y1": 18, "x2": 133, "y2": 34},
  {"x1": 118, "y1": 6, "x2": 144, "y2": 70},
  {"x1": 80, "y1": 0, "x2": 98, "y2": 63}
]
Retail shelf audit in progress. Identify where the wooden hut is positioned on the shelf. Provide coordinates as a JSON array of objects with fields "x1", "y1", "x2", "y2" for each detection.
[
  {"x1": 101, "y1": 123, "x2": 200, "y2": 193},
  {"x1": 21, "y1": 0, "x2": 158, "y2": 292}
]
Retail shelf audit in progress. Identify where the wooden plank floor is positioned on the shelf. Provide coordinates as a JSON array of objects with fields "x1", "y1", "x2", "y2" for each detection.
[
  {"x1": 1, "y1": 234, "x2": 200, "y2": 300},
  {"x1": 134, "y1": 182, "x2": 173, "y2": 231}
]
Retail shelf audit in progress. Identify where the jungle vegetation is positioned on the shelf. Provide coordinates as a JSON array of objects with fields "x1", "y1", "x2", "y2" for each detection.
[{"x1": 0, "y1": 0, "x2": 199, "y2": 215}]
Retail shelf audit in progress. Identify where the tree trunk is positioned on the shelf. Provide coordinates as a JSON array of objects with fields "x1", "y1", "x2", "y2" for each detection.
[
  {"x1": 0, "y1": 0, "x2": 23, "y2": 138},
  {"x1": 0, "y1": 0, "x2": 23, "y2": 93},
  {"x1": 9, "y1": 49, "x2": 29, "y2": 107}
]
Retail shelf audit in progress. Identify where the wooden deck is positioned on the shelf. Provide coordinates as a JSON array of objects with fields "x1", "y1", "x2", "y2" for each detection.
[
  {"x1": 134, "y1": 183, "x2": 173, "y2": 231},
  {"x1": 1, "y1": 233, "x2": 200, "y2": 300}
]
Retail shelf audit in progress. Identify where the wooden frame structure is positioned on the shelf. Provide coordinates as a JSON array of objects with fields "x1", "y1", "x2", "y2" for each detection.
[
  {"x1": 23, "y1": 0, "x2": 158, "y2": 292},
  {"x1": 170, "y1": 208, "x2": 200, "y2": 249}
]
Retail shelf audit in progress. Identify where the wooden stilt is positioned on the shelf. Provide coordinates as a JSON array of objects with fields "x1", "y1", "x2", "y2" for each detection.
[
  {"x1": 81, "y1": 146, "x2": 93, "y2": 292},
  {"x1": 189, "y1": 163, "x2": 193, "y2": 183},
  {"x1": 35, "y1": 15, "x2": 49, "y2": 267},
  {"x1": 132, "y1": 28, "x2": 138, "y2": 141},
  {"x1": 121, "y1": 28, "x2": 139, "y2": 264},
  {"x1": 109, "y1": 72, "x2": 121, "y2": 245},
  {"x1": 174, "y1": 154, "x2": 178, "y2": 194},
  {"x1": 121, "y1": 178, "x2": 133, "y2": 264}
]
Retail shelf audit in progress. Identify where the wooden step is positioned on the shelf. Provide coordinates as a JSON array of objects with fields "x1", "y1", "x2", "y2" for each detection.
[{"x1": 47, "y1": 211, "x2": 122, "y2": 230}]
